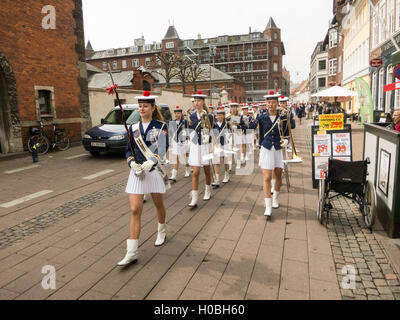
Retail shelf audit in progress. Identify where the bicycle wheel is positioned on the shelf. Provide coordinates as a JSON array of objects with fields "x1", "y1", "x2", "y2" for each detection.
[
  {"x1": 28, "y1": 135, "x2": 49, "y2": 155},
  {"x1": 56, "y1": 132, "x2": 70, "y2": 151},
  {"x1": 317, "y1": 179, "x2": 326, "y2": 226},
  {"x1": 363, "y1": 180, "x2": 377, "y2": 229}
]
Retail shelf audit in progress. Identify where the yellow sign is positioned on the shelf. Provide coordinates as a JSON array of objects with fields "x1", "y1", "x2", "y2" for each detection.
[{"x1": 319, "y1": 114, "x2": 344, "y2": 130}]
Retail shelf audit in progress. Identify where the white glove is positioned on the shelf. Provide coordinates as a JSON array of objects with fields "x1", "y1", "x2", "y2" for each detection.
[
  {"x1": 281, "y1": 139, "x2": 289, "y2": 148},
  {"x1": 141, "y1": 160, "x2": 156, "y2": 172},
  {"x1": 130, "y1": 162, "x2": 142, "y2": 171}
]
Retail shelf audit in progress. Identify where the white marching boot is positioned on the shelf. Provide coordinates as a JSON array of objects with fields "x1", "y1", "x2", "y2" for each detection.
[
  {"x1": 117, "y1": 239, "x2": 139, "y2": 266},
  {"x1": 241, "y1": 153, "x2": 245, "y2": 164},
  {"x1": 184, "y1": 167, "x2": 191, "y2": 177},
  {"x1": 271, "y1": 179, "x2": 276, "y2": 194},
  {"x1": 212, "y1": 174, "x2": 220, "y2": 188},
  {"x1": 264, "y1": 198, "x2": 272, "y2": 218},
  {"x1": 203, "y1": 185, "x2": 212, "y2": 201},
  {"x1": 222, "y1": 171, "x2": 230, "y2": 183},
  {"x1": 155, "y1": 223, "x2": 166, "y2": 247},
  {"x1": 189, "y1": 190, "x2": 198, "y2": 207},
  {"x1": 228, "y1": 163, "x2": 232, "y2": 172},
  {"x1": 272, "y1": 192, "x2": 280, "y2": 209},
  {"x1": 245, "y1": 153, "x2": 250, "y2": 161},
  {"x1": 236, "y1": 159, "x2": 241, "y2": 170},
  {"x1": 169, "y1": 169, "x2": 177, "y2": 181}
]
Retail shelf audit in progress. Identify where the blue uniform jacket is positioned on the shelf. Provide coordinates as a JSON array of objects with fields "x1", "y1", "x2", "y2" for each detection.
[
  {"x1": 171, "y1": 119, "x2": 188, "y2": 143},
  {"x1": 259, "y1": 111, "x2": 296, "y2": 151},
  {"x1": 189, "y1": 111, "x2": 215, "y2": 145},
  {"x1": 213, "y1": 121, "x2": 231, "y2": 146},
  {"x1": 239, "y1": 115, "x2": 257, "y2": 134},
  {"x1": 125, "y1": 120, "x2": 169, "y2": 170}
]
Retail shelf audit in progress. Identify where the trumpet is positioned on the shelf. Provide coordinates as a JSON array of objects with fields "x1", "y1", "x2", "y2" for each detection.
[{"x1": 278, "y1": 107, "x2": 302, "y2": 164}]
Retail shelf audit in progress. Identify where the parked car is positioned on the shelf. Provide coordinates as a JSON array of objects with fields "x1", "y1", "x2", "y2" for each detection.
[{"x1": 82, "y1": 103, "x2": 171, "y2": 156}]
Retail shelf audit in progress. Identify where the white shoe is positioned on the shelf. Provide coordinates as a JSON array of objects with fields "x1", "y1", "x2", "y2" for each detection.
[
  {"x1": 271, "y1": 179, "x2": 276, "y2": 194},
  {"x1": 117, "y1": 239, "x2": 138, "y2": 266},
  {"x1": 189, "y1": 190, "x2": 198, "y2": 207},
  {"x1": 203, "y1": 185, "x2": 212, "y2": 201},
  {"x1": 264, "y1": 198, "x2": 272, "y2": 218},
  {"x1": 273, "y1": 192, "x2": 280, "y2": 209},
  {"x1": 236, "y1": 161, "x2": 241, "y2": 170},
  {"x1": 184, "y1": 167, "x2": 191, "y2": 177},
  {"x1": 241, "y1": 154, "x2": 245, "y2": 164},
  {"x1": 169, "y1": 169, "x2": 177, "y2": 181},
  {"x1": 143, "y1": 194, "x2": 149, "y2": 202},
  {"x1": 212, "y1": 174, "x2": 220, "y2": 188},
  {"x1": 222, "y1": 172, "x2": 230, "y2": 183},
  {"x1": 245, "y1": 154, "x2": 250, "y2": 161},
  {"x1": 228, "y1": 163, "x2": 232, "y2": 171},
  {"x1": 155, "y1": 223, "x2": 166, "y2": 247}
]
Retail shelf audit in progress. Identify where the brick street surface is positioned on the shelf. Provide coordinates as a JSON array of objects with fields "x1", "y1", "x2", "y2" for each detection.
[{"x1": 0, "y1": 119, "x2": 399, "y2": 300}]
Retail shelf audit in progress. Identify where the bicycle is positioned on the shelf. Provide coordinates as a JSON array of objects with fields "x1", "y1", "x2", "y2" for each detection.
[{"x1": 27, "y1": 121, "x2": 70, "y2": 155}]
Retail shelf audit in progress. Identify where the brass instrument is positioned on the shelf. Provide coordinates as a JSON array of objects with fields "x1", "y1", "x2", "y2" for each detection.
[{"x1": 277, "y1": 107, "x2": 302, "y2": 164}]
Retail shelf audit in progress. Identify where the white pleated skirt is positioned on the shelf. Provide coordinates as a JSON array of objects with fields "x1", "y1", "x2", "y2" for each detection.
[
  {"x1": 244, "y1": 132, "x2": 254, "y2": 145},
  {"x1": 258, "y1": 146, "x2": 284, "y2": 170},
  {"x1": 188, "y1": 142, "x2": 212, "y2": 167},
  {"x1": 171, "y1": 141, "x2": 188, "y2": 155},
  {"x1": 125, "y1": 170, "x2": 171, "y2": 195},
  {"x1": 212, "y1": 144, "x2": 233, "y2": 165}
]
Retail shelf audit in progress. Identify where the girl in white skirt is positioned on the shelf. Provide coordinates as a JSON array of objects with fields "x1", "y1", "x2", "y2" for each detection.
[
  {"x1": 229, "y1": 102, "x2": 242, "y2": 170},
  {"x1": 211, "y1": 107, "x2": 232, "y2": 187},
  {"x1": 118, "y1": 91, "x2": 170, "y2": 267},
  {"x1": 258, "y1": 91, "x2": 288, "y2": 219},
  {"x1": 240, "y1": 105, "x2": 258, "y2": 163},
  {"x1": 188, "y1": 91, "x2": 215, "y2": 207},
  {"x1": 169, "y1": 106, "x2": 190, "y2": 182}
]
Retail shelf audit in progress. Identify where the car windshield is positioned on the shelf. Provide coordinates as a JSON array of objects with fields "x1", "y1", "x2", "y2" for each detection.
[{"x1": 103, "y1": 110, "x2": 136, "y2": 125}]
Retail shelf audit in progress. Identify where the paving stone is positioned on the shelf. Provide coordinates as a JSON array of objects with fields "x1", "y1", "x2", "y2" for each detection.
[
  {"x1": 380, "y1": 294, "x2": 395, "y2": 300},
  {"x1": 385, "y1": 274, "x2": 398, "y2": 280},
  {"x1": 360, "y1": 274, "x2": 372, "y2": 281},
  {"x1": 365, "y1": 288, "x2": 379, "y2": 295},
  {"x1": 373, "y1": 279, "x2": 387, "y2": 287},
  {"x1": 377, "y1": 287, "x2": 393, "y2": 295},
  {"x1": 362, "y1": 281, "x2": 375, "y2": 289}
]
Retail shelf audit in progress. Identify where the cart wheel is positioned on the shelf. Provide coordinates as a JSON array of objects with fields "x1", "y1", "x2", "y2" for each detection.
[
  {"x1": 363, "y1": 180, "x2": 377, "y2": 229},
  {"x1": 317, "y1": 179, "x2": 326, "y2": 226}
]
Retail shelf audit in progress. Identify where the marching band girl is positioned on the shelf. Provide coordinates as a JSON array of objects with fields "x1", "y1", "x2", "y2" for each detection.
[
  {"x1": 188, "y1": 91, "x2": 215, "y2": 207},
  {"x1": 211, "y1": 107, "x2": 232, "y2": 187},
  {"x1": 169, "y1": 106, "x2": 191, "y2": 182},
  {"x1": 229, "y1": 102, "x2": 242, "y2": 170},
  {"x1": 258, "y1": 91, "x2": 295, "y2": 219},
  {"x1": 118, "y1": 91, "x2": 170, "y2": 266},
  {"x1": 240, "y1": 105, "x2": 258, "y2": 163}
]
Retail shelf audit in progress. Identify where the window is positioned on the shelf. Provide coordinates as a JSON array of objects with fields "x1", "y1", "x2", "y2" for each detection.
[
  {"x1": 338, "y1": 56, "x2": 342, "y2": 73},
  {"x1": 122, "y1": 60, "x2": 127, "y2": 69},
  {"x1": 274, "y1": 46, "x2": 279, "y2": 56},
  {"x1": 379, "y1": 2, "x2": 386, "y2": 43},
  {"x1": 247, "y1": 48, "x2": 253, "y2": 59},
  {"x1": 145, "y1": 44, "x2": 152, "y2": 51},
  {"x1": 274, "y1": 79, "x2": 279, "y2": 89},
  {"x1": 318, "y1": 77, "x2": 326, "y2": 88},
  {"x1": 388, "y1": 0, "x2": 395, "y2": 34},
  {"x1": 373, "y1": 6, "x2": 379, "y2": 47},
  {"x1": 132, "y1": 59, "x2": 139, "y2": 68},
  {"x1": 131, "y1": 46, "x2": 138, "y2": 53},
  {"x1": 397, "y1": 0, "x2": 400, "y2": 31},
  {"x1": 166, "y1": 42, "x2": 175, "y2": 49},
  {"x1": 220, "y1": 65, "x2": 226, "y2": 72},
  {"x1": 156, "y1": 43, "x2": 162, "y2": 50},
  {"x1": 273, "y1": 32, "x2": 278, "y2": 40},
  {"x1": 329, "y1": 29, "x2": 337, "y2": 48},
  {"x1": 145, "y1": 58, "x2": 151, "y2": 67},
  {"x1": 220, "y1": 50, "x2": 225, "y2": 60},
  {"x1": 235, "y1": 50, "x2": 240, "y2": 59},
  {"x1": 38, "y1": 90, "x2": 52, "y2": 115},
  {"x1": 218, "y1": 36, "x2": 229, "y2": 43},
  {"x1": 184, "y1": 40, "x2": 194, "y2": 47},
  {"x1": 273, "y1": 62, "x2": 278, "y2": 72},
  {"x1": 112, "y1": 61, "x2": 118, "y2": 69},
  {"x1": 318, "y1": 59, "x2": 326, "y2": 71},
  {"x1": 378, "y1": 68, "x2": 385, "y2": 110},
  {"x1": 329, "y1": 59, "x2": 337, "y2": 76},
  {"x1": 247, "y1": 63, "x2": 253, "y2": 71},
  {"x1": 386, "y1": 65, "x2": 394, "y2": 113},
  {"x1": 102, "y1": 62, "x2": 108, "y2": 71},
  {"x1": 235, "y1": 65, "x2": 241, "y2": 72},
  {"x1": 250, "y1": 33, "x2": 260, "y2": 40}
]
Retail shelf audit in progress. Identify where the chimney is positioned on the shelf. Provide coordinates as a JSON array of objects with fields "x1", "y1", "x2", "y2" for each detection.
[{"x1": 198, "y1": 33, "x2": 201, "y2": 40}]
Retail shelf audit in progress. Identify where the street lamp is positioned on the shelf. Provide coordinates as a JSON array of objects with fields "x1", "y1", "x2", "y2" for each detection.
[{"x1": 209, "y1": 46, "x2": 217, "y2": 106}]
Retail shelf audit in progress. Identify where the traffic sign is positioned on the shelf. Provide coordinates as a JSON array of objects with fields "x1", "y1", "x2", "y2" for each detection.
[
  {"x1": 370, "y1": 58, "x2": 383, "y2": 68},
  {"x1": 395, "y1": 65, "x2": 400, "y2": 80}
]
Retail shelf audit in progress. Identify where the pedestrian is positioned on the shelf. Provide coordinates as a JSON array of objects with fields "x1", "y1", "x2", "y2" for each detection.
[
  {"x1": 296, "y1": 104, "x2": 305, "y2": 125},
  {"x1": 188, "y1": 91, "x2": 215, "y2": 207},
  {"x1": 239, "y1": 104, "x2": 257, "y2": 163},
  {"x1": 388, "y1": 108, "x2": 400, "y2": 132},
  {"x1": 118, "y1": 91, "x2": 170, "y2": 267},
  {"x1": 229, "y1": 102, "x2": 243, "y2": 170}
]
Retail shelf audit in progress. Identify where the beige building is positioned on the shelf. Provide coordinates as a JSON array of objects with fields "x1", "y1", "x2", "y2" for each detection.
[{"x1": 342, "y1": 0, "x2": 371, "y2": 114}]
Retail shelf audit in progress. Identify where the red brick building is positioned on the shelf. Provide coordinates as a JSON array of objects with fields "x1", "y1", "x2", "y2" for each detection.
[
  {"x1": 0, "y1": 0, "x2": 90, "y2": 154},
  {"x1": 86, "y1": 17, "x2": 287, "y2": 102}
]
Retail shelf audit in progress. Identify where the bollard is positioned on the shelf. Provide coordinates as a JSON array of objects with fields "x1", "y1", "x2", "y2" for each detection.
[{"x1": 30, "y1": 137, "x2": 39, "y2": 163}]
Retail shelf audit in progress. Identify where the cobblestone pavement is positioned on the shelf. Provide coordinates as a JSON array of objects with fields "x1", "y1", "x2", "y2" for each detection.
[{"x1": 0, "y1": 182, "x2": 125, "y2": 250}]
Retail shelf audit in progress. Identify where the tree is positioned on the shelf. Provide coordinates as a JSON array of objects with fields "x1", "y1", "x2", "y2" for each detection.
[
  {"x1": 149, "y1": 51, "x2": 179, "y2": 88},
  {"x1": 175, "y1": 56, "x2": 193, "y2": 94},
  {"x1": 187, "y1": 63, "x2": 210, "y2": 93}
]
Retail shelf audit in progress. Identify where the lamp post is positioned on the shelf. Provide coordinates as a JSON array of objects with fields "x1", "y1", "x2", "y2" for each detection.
[{"x1": 209, "y1": 46, "x2": 217, "y2": 106}]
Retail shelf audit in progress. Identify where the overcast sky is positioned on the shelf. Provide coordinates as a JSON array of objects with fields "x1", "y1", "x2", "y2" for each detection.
[{"x1": 82, "y1": 0, "x2": 333, "y2": 83}]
